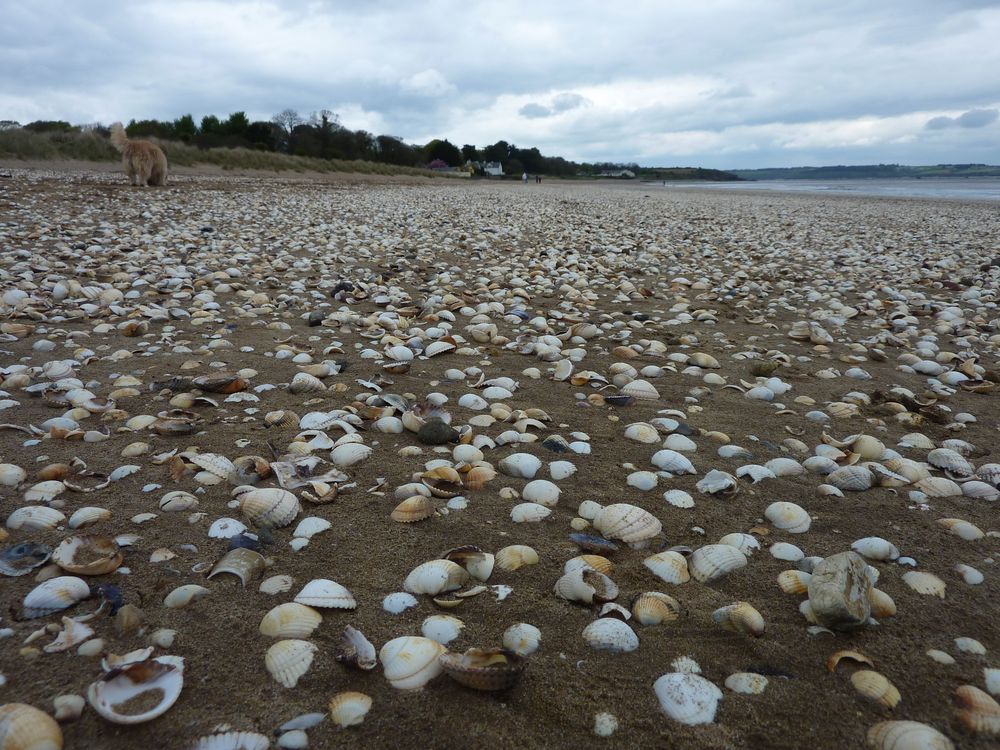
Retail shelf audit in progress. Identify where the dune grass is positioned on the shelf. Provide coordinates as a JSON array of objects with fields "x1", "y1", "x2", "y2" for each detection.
[{"x1": 0, "y1": 128, "x2": 450, "y2": 177}]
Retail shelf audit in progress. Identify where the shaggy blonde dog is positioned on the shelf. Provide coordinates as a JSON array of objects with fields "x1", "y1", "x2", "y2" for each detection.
[{"x1": 110, "y1": 122, "x2": 168, "y2": 186}]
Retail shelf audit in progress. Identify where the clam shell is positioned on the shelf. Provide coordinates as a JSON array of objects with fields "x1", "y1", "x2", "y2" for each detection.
[
  {"x1": 51, "y1": 535, "x2": 122, "y2": 575},
  {"x1": 439, "y1": 647, "x2": 527, "y2": 690},
  {"x1": 654, "y1": 672, "x2": 723, "y2": 725},
  {"x1": 0, "y1": 702, "x2": 63, "y2": 749},
  {"x1": 391, "y1": 495, "x2": 435, "y2": 523},
  {"x1": 521, "y1": 479, "x2": 560, "y2": 507},
  {"x1": 403, "y1": 560, "x2": 469, "y2": 596},
  {"x1": 442, "y1": 547, "x2": 494, "y2": 581},
  {"x1": 207, "y1": 548, "x2": 265, "y2": 586},
  {"x1": 828, "y1": 465, "x2": 874, "y2": 491},
  {"x1": 294, "y1": 579, "x2": 357, "y2": 609},
  {"x1": 650, "y1": 450, "x2": 696, "y2": 474},
  {"x1": 259, "y1": 574, "x2": 294, "y2": 595},
  {"x1": 592, "y1": 503, "x2": 661, "y2": 548},
  {"x1": 495, "y1": 545, "x2": 539, "y2": 571},
  {"x1": 158, "y1": 491, "x2": 199, "y2": 512},
  {"x1": 777, "y1": 570, "x2": 812, "y2": 595},
  {"x1": 67, "y1": 507, "x2": 111, "y2": 530},
  {"x1": 0, "y1": 463, "x2": 27, "y2": 487},
  {"x1": 265, "y1": 639, "x2": 317, "y2": 688},
  {"x1": 502, "y1": 623, "x2": 542, "y2": 656},
  {"x1": 937, "y1": 518, "x2": 984, "y2": 541},
  {"x1": 565, "y1": 555, "x2": 614, "y2": 575},
  {"x1": 259, "y1": 602, "x2": 323, "y2": 638},
  {"x1": 510, "y1": 503, "x2": 551, "y2": 523},
  {"x1": 631, "y1": 592, "x2": 682, "y2": 625},
  {"x1": 498, "y1": 453, "x2": 542, "y2": 479},
  {"x1": 621, "y1": 379, "x2": 659, "y2": 400},
  {"x1": 852, "y1": 537, "x2": 900, "y2": 561},
  {"x1": 581, "y1": 618, "x2": 639, "y2": 653},
  {"x1": 330, "y1": 443, "x2": 372, "y2": 468},
  {"x1": 21, "y1": 576, "x2": 90, "y2": 619},
  {"x1": 688, "y1": 544, "x2": 747, "y2": 583},
  {"x1": 238, "y1": 487, "x2": 300, "y2": 528},
  {"x1": 163, "y1": 584, "x2": 211, "y2": 609},
  {"x1": 288, "y1": 372, "x2": 326, "y2": 394},
  {"x1": 87, "y1": 655, "x2": 185, "y2": 724},
  {"x1": 866, "y1": 721, "x2": 954, "y2": 749},
  {"x1": 902, "y1": 571, "x2": 946, "y2": 598},
  {"x1": 6, "y1": 506, "x2": 65, "y2": 532},
  {"x1": 663, "y1": 489, "x2": 695, "y2": 508},
  {"x1": 624, "y1": 422, "x2": 660, "y2": 444},
  {"x1": 764, "y1": 501, "x2": 811, "y2": 533},
  {"x1": 379, "y1": 636, "x2": 447, "y2": 690},
  {"x1": 712, "y1": 601, "x2": 765, "y2": 637},
  {"x1": 696, "y1": 469, "x2": 738, "y2": 495},
  {"x1": 0, "y1": 542, "x2": 52, "y2": 577},
  {"x1": 328, "y1": 691, "x2": 372, "y2": 728},
  {"x1": 851, "y1": 670, "x2": 901, "y2": 709},
  {"x1": 421, "y1": 614, "x2": 465, "y2": 645},
  {"x1": 643, "y1": 551, "x2": 691, "y2": 585}
]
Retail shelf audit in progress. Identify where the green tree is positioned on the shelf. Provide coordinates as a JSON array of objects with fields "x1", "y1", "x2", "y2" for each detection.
[
  {"x1": 199, "y1": 115, "x2": 221, "y2": 135},
  {"x1": 223, "y1": 111, "x2": 250, "y2": 138},
  {"x1": 424, "y1": 138, "x2": 462, "y2": 166},
  {"x1": 173, "y1": 114, "x2": 197, "y2": 141},
  {"x1": 461, "y1": 144, "x2": 479, "y2": 162}
]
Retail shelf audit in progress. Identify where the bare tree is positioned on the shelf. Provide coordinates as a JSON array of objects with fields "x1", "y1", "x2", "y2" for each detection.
[{"x1": 271, "y1": 109, "x2": 303, "y2": 151}]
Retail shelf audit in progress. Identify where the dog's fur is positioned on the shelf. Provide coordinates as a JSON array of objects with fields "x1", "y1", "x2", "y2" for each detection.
[{"x1": 110, "y1": 122, "x2": 168, "y2": 186}]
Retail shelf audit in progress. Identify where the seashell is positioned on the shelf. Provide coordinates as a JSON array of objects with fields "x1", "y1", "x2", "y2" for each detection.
[
  {"x1": 548, "y1": 461, "x2": 577, "y2": 480},
  {"x1": 264, "y1": 409, "x2": 300, "y2": 428},
  {"x1": 851, "y1": 670, "x2": 901, "y2": 709},
  {"x1": 936, "y1": 518, "x2": 983, "y2": 541},
  {"x1": 87, "y1": 655, "x2": 185, "y2": 724},
  {"x1": 207, "y1": 517, "x2": 247, "y2": 539},
  {"x1": 954, "y1": 564, "x2": 983, "y2": 585},
  {"x1": 725, "y1": 672, "x2": 769, "y2": 695},
  {"x1": 962, "y1": 481, "x2": 999, "y2": 502},
  {"x1": 914, "y1": 477, "x2": 962, "y2": 497},
  {"x1": 627, "y1": 471, "x2": 659, "y2": 491},
  {"x1": 498, "y1": 453, "x2": 542, "y2": 479},
  {"x1": 712, "y1": 601, "x2": 765, "y2": 637},
  {"x1": 187, "y1": 453, "x2": 236, "y2": 481},
  {"x1": 954, "y1": 684, "x2": 1000, "y2": 735},
  {"x1": 852, "y1": 537, "x2": 900, "y2": 561},
  {"x1": 421, "y1": 614, "x2": 465, "y2": 645},
  {"x1": 718, "y1": 533, "x2": 761, "y2": 556},
  {"x1": 651, "y1": 450, "x2": 696, "y2": 474},
  {"x1": 0, "y1": 463, "x2": 26, "y2": 487},
  {"x1": 462, "y1": 464, "x2": 497, "y2": 491},
  {"x1": 330, "y1": 442, "x2": 372, "y2": 468},
  {"x1": 259, "y1": 574, "x2": 293, "y2": 595},
  {"x1": 954, "y1": 637, "x2": 986, "y2": 655},
  {"x1": 65, "y1": 506, "x2": 111, "y2": 531},
  {"x1": 564, "y1": 555, "x2": 613, "y2": 575},
  {"x1": 208, "y1": 548, "x2": 265, "y2": 586},
  {"x1": 927, "y1": 448, "x2": 974, "y2": 477},
  {"x1": 828, "y1": 465, "x2": 874, "y2": 491},
  {"x1": 688, "y1": 544, "x2": 747, "y2": 583},
  {"x1": 631, "y1": 591, "x2": 682, "y2": 625},
  {"x1": 663, "y1": 489, "x2": 695, "y2": 508},
  {"x1": 439, "y1": 648, "x2": 528, "y2": 690},
  {"x1": 503, "y1": 623, "x2": 542, "y2": 656},
  {"x1": 0, "y1": 542, "x2": 53, "y2": 577},
  {"x1": 335, "y1": 625, "x2": 378, "y2": 671},
  {"x1": 162, "y1": 584, "x2": 210, "y2": 609},
  {"x1": 0, "y1": 702, "x2": 64, "y2": 749},
  {"x1": 510, "y1": 503, "x2": 551, "y2": 523},
  {"x1": 592, "y1": 503, "x2": 661, "y2": 548},
  {"x1": 624, "y1": 422, "x2": 660, "y2": 444},
  {"x1": 902, "y1": 571, "x2": 945, "y2": 598},
  {"x1": 238, "y1": 487, "x2": 300, "y2": 528},
  {"x1": 495, "y1": 545, "x2": 539, "y2": 571},
  {"x1": 391, "y1": 495, "x2": 436, "y2": 523},
  {"x1": 778, "y1": 570, "x2": 812, "y2": 595},
  {"x1": 259, "y1": 603, "x2": 323, "y2": 638},
  {"x1": 581, "y1": 618, "x2": 639, "y2": 653},
  {"x1": 158, "y1": 491, "x2": 199, "y2": 512},
  {"x1": 696, "y1": 469, "x2": 738, "y2": 495},
  {"x1": 404, "y1": 560, "x2": 469, "y2": 596},
  {"x1": 770, "y1": 542, "x2": 804, "y2": 562},
  {"x1": 654, "y1": 672, "x2": 723, "y2": 725},
  {"x1": 328, "y1": 691, "x2": 372, "y2": 728},
  {"x1": 379, "y1": 636, "x2": 447, "y2": 690},
  {"x1": 44, "y1": 615, "x2": 95, "y2": 653},
  {"x1": 265, "y1": 640, "x2": 317, "y2": 688},
  {"x1": 764, "y1": 457, "x2": 804, "y2": 477},
  {"x1": 736, "y1": 464, "x2": 776, "y2": 483},
  {"x1": 6, "y1": 506, "x2": 65, "y2": 532},
  {"x1": 288, "y1": 372, "x2": 326, "y2": 394},
  {"x1": 442, "y1": 547, "x2": 494, "y2": 581},
  {"x1": 51, "y1": 535, "x2": 122, "y2": 576},
  {"x1": 866, "y1": 721, "x2": 954, "y2": 749},
  {"x1": 23, "y1": 481, "x2": 66, "y2": 505},
  {"x1": 621, "y1": 379, "x2": 659, "y2": 400},
  {"x1": 554, "y1": 567, "x2": 619, "y2": 604},
  {"x1": 191, "y1": 731, "x2": 270, "y2": 750},
  {"x1": 293, "y1": 579, "x2": 356, "y2": 609},
  {"x1": 382, "y1": 592, "x2": 419, "y2": 614},
  {"x1": 764, "y1": 502, "x2": 811, "y2": 534},
  {"x1": 643, "y1": 551, "x2": 691, "y2": 585},
  {"x1": 21, "y1": 576, "x2": 90, "y2": 619},
  {"x1": 521, "y1": 479, "x2": 560, "y2": 507}
]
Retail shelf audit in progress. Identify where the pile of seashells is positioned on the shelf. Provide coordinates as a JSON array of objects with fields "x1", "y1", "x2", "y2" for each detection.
[{"x1": 0, "y1": 169, "x2": 997, "y2": 749}]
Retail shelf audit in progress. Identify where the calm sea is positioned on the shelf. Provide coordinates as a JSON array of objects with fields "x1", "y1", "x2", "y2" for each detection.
[{"x1": 652, "y1": 177, "x2": 1000, "y2": 201}]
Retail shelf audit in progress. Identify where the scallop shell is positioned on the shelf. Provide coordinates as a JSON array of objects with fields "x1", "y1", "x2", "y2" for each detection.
[
  {"x1": 265, "y1": 639, "x2": 317, "y2": 688},
  {"x1": 439, "y1": 647, "x2": 528, "y2": 690},
  {"x1": 765, "y1": 502, "x2": 811, "y2": 534},
  {"x1": 502, "y1": 623, "x2": 542, "y2": 656},
  {"x1": 294, "y1": 579, "x2": 357, "y2": 609},
  {"x1": 851, "y1": 670, "x2": 901, "y2": 709},
  {"x1": 495, "y1": 545, "x2": 539, "y2": 571},
  {"x1": 654, "y1": 672, "x2": 723, "y2": 725},
  {"x1": 631, "y1": 592, "x2": 682, "y2": 625},
  {"x1": 0, "y1": 702, "x2": 63, "y2": 750},
  {"x1": 379, "y1": 636, "x2": 447, "y2": 690},
  {"x1": 688, "y1": 544, "x2": 747, "y2": 583},
  {"x1": 259, "y1": 602, "x2": 323, "y2": 638},
  {"x1": 391, "y1": 495, "x2": 436, "y2": 523},
  {"x1": 238, "y1": 487, "x2": 300, "y2": 528},
  {"x1": 21, "y1": 576, "x2": 90, "y2": 619},
  {"x1": 643, "y1": 551, "x2": 691, "y2": 585},
  {"x1": 582, "y1": 618, "x2": 639, "y2": 653},
  {"x1": 712, "y1": 601, "x2": 765, "y2": 637},
  {"x1": 403, "y1": 560, "x2": 469, "y2": 596},
  {"x1": 866, "y1": 721, "x2": 954, "y2": 749},
  {"x1": 51, "y1": 535, "x2": 122, "y2": 575},
  {"x1": 6, "y1": 506, "x2": 65, "y2": 532},
  {"x1": 328, "y1": 691, "x2": 372, "y2": 728},
  {"x1": 592, "y1": 503, "x2": 662, "y2": 548},
  {"x1": 87, "y1": 655, "x2": 185, "y2": 724},
  {"x1": 207, "y1": 548, "x2": 265, "y2": 586}
]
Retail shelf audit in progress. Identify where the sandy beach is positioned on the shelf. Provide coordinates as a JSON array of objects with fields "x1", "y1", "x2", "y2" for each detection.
[{"x1": 0, "y1": 167, "x2": 998, "y2": 750}]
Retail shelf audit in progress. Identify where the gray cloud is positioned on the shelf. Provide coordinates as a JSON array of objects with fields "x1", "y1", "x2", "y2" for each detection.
[
  {"x1": 519, "y1": 92, "x2": 589, "y2": 119},
  {"x1": 925, "y1": 108, "x2": 999, "y2": 129}
]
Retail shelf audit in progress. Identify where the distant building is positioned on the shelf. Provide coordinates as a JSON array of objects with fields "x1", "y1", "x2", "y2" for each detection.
[{"x1": 482, "y1": 161, "x2": 504, "y2": 176}]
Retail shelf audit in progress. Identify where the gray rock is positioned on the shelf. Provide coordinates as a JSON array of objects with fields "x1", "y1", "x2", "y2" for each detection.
[{"x1": 806, "y1": 551, "x2": 871, "y2": 630}]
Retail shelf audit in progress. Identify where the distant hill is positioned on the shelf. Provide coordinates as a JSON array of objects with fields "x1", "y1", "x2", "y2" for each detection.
[
  {"x1": 730, "y1": 163, "x2": 1000, "y2": 180},
  {"x1": 636, "y1": 167, "x2": 742, "y2": 181}
]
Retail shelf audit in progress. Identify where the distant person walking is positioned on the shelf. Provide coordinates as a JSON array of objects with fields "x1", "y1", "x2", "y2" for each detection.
[{"x1": 522, "y1": 172, "x2": 528, "y2": 184}]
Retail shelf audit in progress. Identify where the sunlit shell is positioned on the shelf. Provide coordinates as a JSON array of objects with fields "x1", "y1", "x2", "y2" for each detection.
[
  {"x1": 391, "y1": 495, "x2": 436, "y2": 523},
  {"x1": 902, "y1": 571, "x2": 946, "y2": 598},
  {"x1": 265, "y1": 639, "x2": 317, "y2": 688},
  {"x1": 328, "y1": 691, "x2": 372, "y2": 728},
  {"x1": 21, "y1": 576, "x2": 90, "y2": 619},
  {"x1": 582, "y1": 618, "x2": 639, "y2": 653},
  {"x1": 866, "y1": 721, "x2": 954, "y2": 750},
  {"x1": 379, "y1": 636, "x2": 446, "y2": 690},
  {"x1": 712, "y1": 601, "x2": 765, "y2": 637},
  {"x1": 259, "y1": 602, "x2": 323, "y2": 638},
  {"x1": 238, "y1": 487, "x2": 300, "y2": 528},
  {"x1": 6, "y1": 506, "x2": 65, "y2": 532},
  {"x1": 502, "y1": 623, "x2": 542, "y2": 656},
  {"x1": 593, "y1": 503, "x2": 661, "y2": 548},
  {"x1": 654, "y1": 672, "x2": 723, "y2": 725},
  {"x1": 495, "y1": 545, "x2": 539, "y2": 571},
  {"x1": 51, "y1": 535, "x2": 122, "y2": 575},
  {"x1": 688, "y1": 544, "x2": 747, "y2": 583},
  {"x1": 643, "y1": 551, "x2": 691, "y2": 585},
  {"x1": 631, "y1": 592, "x2": 682, "y2": 625},
  {"x1": 403, "y1": 559, "x2": 469, "y2": 596},
  {"x1": 294, "y1": 579, "x2": 357, "y2": 609},
  {"x1": 87, "y1": 656, "x2": 185, "y2": 724},
  {"x1": 0, "y1": 702, "x2": 63, "y2": 750},
  {"x1": 936, "y1": 518, "x2": 984, "y2": 541},
  {"x1": 764, "y1": 502, "x2": 811, "y2": 533}
]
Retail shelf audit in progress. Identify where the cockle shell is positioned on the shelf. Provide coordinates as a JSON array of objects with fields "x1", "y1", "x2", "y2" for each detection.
[
  {"x1": 565, "y1": 555, "x2": 613, "y2": 575},
  {"x1": 866, "y1": 721, "x2": 954, "y2": 749},
  {"x1": 237, "y1": 487, "x2": 300, "y2": 528},
  {"x1": 265, "y1": 640, "x2": 317, "y2": 688},
  {"x1": 503, "y1": 623, "x2": 542, "y2": 656},
  {"x1": 852, "y1": 537, "x2": 900, "y2": 561},
  {"x1": 851, "y1": 670, "x2": 901, "y2": 709},
  {"x1": 498, "y1": 453, "x2": 542, "y2": 479},
  {"x1": 631, "y1": 592, "x2": 683, "y2": 625},
  {"x1": 421, "y1": 615, "x2": 465, "y2": 645},
  {"x1": 765, "y1": 502, "x2": 811, "y2": 533},
  {"x1": 521, "y1": 479, "x2": 560, "y2": 507},
  {"x1": 51, "y1": 535, "x2": 122, "y2": 575},
  {"x1": 624, "y1": 422, "x2": 660, "y2": 444},
  {"x1": 828, "y1": 465, "x2": 874, "y2": 491},
  {"x1": 937, "y1": 518, "x2": 983, "y2": 541},
  {"x1": 328, "y1": 691, "x2": 372, "y2": 728},
  {"x1": 592, "y1": 503, "x2": 661, "y2": 548},
  {"x1": 725, "y1": 672, "x2": 769, "y2": 695},
  {"x1": 688, "y1": 544, "x2": 747, "y2": 583},
  {"x1": 954, "y1": 684, "x2": 1000, "y2": 735},
  {"x1": 654, "y1": 673, "x2": 723, "y2": 725},
  {"x1": 403, "y1": 560, "x2": 469, "y2": 596},
  {"x1": 191, "y1": 732, "x2": 270, "y2": 750},
  {"x1": 379, "y1": 636, "x2": 446, "y2": 690},
  {"x1": 288, "y1": 372, "x2": 326, "y2": 394},
  {"x1": 510, "y1": 503, "x2": 551, "y2": 523},
  {"x1": 87, "y1": 655, "x2": 185, "y2": 724},
  {"x1": 718, "y1": 533, "x2": 761, "y2": 556},
  {"x1": 259, "y1": 603, "x2": 323, "y2": 638},
  {"x1": 643, "y1": 551, "x2": 691, "y2": 585},
  {"x1": 391, "y1": 495, "x2": 436, "y2": 523},
  {"x1": 330, "y1": 442, "x2": 372, "y2": 468},
  {"x1": 621, "y1": 379, "x2": 659, "y2": 400},
  {"x1": 0, "y1": 463, "x2": 27, "y2": 487},
  {"x1": 651, "y1": 450, "x2": 696, "y2": 474},
  {"x1": 21, "y1": 576, "x2": 90, "y2": 619},
  {"x1": 67, "y1": 507, "x2": 111, "y2": 530},
  {"x1": 712, "y1": 601, "x2": 765, "y2": 637},
  {"x1": 294, "y1": 579, "x2": 357, "y2": 609},
  {"x1": 163, "y1": 584, "x2": 211, "y2": 609},
  {"x1": 777, "y1": 570, "x2": 812, "y2": 595},
  {"x1": 582, "y1": 618, "x2": 639, "y2": 653},
  {"x1": 158, "y1": 491, "x2": 199, "y2": 512},
  {"x1": 902, "y1": 571, "x2": 946, "y2": 598},
  {"x1": 439, "y1": 648, "x2": 528, "y2": 690},
  {"x1": 6, "y1": 506, "x2": 65, "y2": 532},
  {"x1": 0, "y1": 702, "x2": 63, "y2": 750},
  {"x1": 495, "y1": 545, "x2": 539, "y2": 571}
]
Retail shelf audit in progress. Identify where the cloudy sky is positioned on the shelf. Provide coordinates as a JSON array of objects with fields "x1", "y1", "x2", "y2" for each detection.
[{"x1": 2, "y1": 0, "x2": 999, "y2": 168}]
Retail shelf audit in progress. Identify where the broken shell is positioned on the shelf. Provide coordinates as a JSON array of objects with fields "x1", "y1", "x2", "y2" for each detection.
[
  {"x1": 43, "y1": 616, "x2": 95, "y2": 653},
  {"x1": 259, "y1": 603, "x2": 323, "y2": 639},
  {"x1": 330, "y1": 442, "x2": 372, "y2": 468},
  {"x1": 582, "y1": 618, "x2": 639, "y2": 653},
  {"x1": 851, "y1": 670, "x2": 901, "y2": 709},
  {"x1": 158, "y1": 491, "x2": 199, "y2": 512},
  {"x1": 725, "y1": 672, "x2": 769, "y2": 695},
  {"x1": 67, "y1": 507, "x2": 111, "y2": 530},
  {"x1": 0, "y1": 542, "x2": 52, "y2": 577},
  {"x1": 87, "y1": 655, "x2": 184, "y2": 724},
  {"x1": 51, "y1": 535, "x2": 122, "y2": 576},
  {"x1": 328, "y1": 691, "x2": 372, "y2": 728},
  {"x1": 294, "y1": 579, "x2": 357, "y2": 609},
  {"x1": 777, "y1": 570, "x2": 812, "y2": 595},
  {"x1": 421, "y1": 614, "x2": 465, "y2": 645},
  {"x1": 442, "y1": 547, "x2": 494, "y2": 581},
  {"x1": 439, "y1": 647, "x2": 527, "y2": 690},
  {"x1": 259, "y1": 575, "x2": 294, "y2": 595},
  {"x1": 379, "y1": 636, "x2": 446, "y2": 690},
  {"x1": 335, "y1": 625, "x2": 378, "y2": 671},
  {"x1": 554, "y1": 567, "x2": 619, "y2": 604},
  {"x1": 0, "y1": 702, "x2": 64, "y2": 749},
  {"x1": 265, "y1": 640, "x2": 317, "y2": 688}
]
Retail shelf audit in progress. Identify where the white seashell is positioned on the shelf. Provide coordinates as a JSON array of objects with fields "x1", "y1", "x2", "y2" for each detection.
[
  {"x1": 503, "y1": 623, "x2": 542, "y2": 656},
  {"x1": 955, "y1": 564, "x2": 984, "y2": 585},
  {"x1": 159, "y1": 491, "x2": 199, "y2": 512},
  {"x1": 851, "y1": 537, "x2": 899, "y2": 561},
  {"x1": 330, "y1": 442, "x2": 372, "y2": 468},
  {"x1": 651, "y1": 450, "x2": 696, "y2": 474},
  {"x1": 288, "y1": 372, "x2": 326, "y2": 394},
  {"x1": 458, "y1": 393, "x2": 488, "y2": 410},
  {"x1": 87, "y1": 655, "x2": 185, "y2": 724},
  {"x1": 621, "y1": 379, "x2": 659, "y2": 400},
  {"x1": 207, "y1": 517, "x2": 247, "y2": 539},
  {"x1": 644, "y1": 551, "x2": 691, "y2": 584},
  {"x1": 260, "y1": 574, "x2": 294, "y2": 595},
  {"x1": 0, "y1": 463, "x2": 26, "y2": 487},
  {"x1": 663, "y1": 489, "x2": 694, "y2": 508},
  {"x1": 654, "y1": 672, "x2": 723, "y2": 725},
  {"x1": 828, "y1": 465, "x2": 874, "y2": 491},
  {"x1": 688, "y1": 544, "x2": 747, "y2": 583},
  {"x1": 379, "y1": 636, "x2": 446, "y2": 690},
  {"x1": 663, "y1": 434, "x2": 697, "y2": 452},
  {"x1": 696, "y1": 469, "x2": 737, "y2": 495},
  {"x1": 191, "y1": 731, "x2": 271, "y2": 750},
  {"x1": 6, "y1": 506, "x2": 65, "y2": 531},
  {"x1": 495, "y1": 545, "x2": 539, "y2": 571},
  {"x1": 404, "y1": 560, "x2": 469, "y2": 595},
  {"x1": 902, "y1": 571, "x2": 946, "y2": 598},
  {"x1": 163, "y1": 584, "x2": 211, "y2": 609},
  {"x1": 627, "y1": 471, "x2": 658, "y2": 491},
  {"x1": 582, "y1": 618, "x2": 639, "y2": 652},
  {"x1": 294, "y1": 579, "x2": 357, "y2": 609},
  {"x1": 549, "y1": 460, "x2": 577, "y2": 480},
  {"x1": 624, "y1": 422, "x2": 660, "y2": 444},
  {"x1": 954, "y1": 636, "x2": 986, "y2": 655},
  {"x1": 866, "y1": 721, "x2": 954, "y2": 750},
  {"x1": 736, "y1": 465, "x2": 776, "y2": 483},
  {"x1": 238, "y1": 487, "x2": 300, "y2": 528},
  {"x1": 725, "y1": 672, "x2": 769, "y2": 694},
  {"x1": 499, "y1": 453, "x2": 542, "y2": 479},
  {"x1": 382, "y1": 592, "x2": 419, "y2": 614},
  {"x1": 510, "y1": 503, "x2": 551, "y2": 523},
  {"x1": 937, "y1": 518, "x2": 984, "y2": 540},
  {"x1": 421, "y1": 615, "x2": 465, "y2": 645},
  {"x1": 718, "y1": 533, "x2": 761, "y2": 556},
  {"x1": 265, "y1": 640, "x2": 317, "y2": 688},
  {"x1": 328, "y1": 691, "x2": 372, "y2": 729},
  {"x1": 764, "y1": 457, "x2": 804, "y2": 477},
  {"x1": 554, "y1": 567, "x2": 619, "y2": 604},
  {"x1": 22, "y1": 576, "x2": 90, "y2": 619},
  {"x1": 770, "y1": 542, "x2": 804, "y2": 562},
  {"x1": 521, "y1": 479, "x2": 560, "y2": 507},
  {"x1": 67, "y1": 506, "x2": 111, "y2": 529},
  {"x1": 259, "y1": 603, "x2": 323, "y2": 638},
  {"x1": 292, "y1": 517, "x2": 331, "y2": 539},
  {"x1": 764, "y1": 501, "x2": 811, "y2": 533},
  {"x1": 593, "y1": 503, "x2": 662, "y2": 547},
  {"x1": 803, "y1": 456, "x2": 839, "y2": 474},
  {"x1": 43, "y1": 616, "x2": 95, "y2": 653}
]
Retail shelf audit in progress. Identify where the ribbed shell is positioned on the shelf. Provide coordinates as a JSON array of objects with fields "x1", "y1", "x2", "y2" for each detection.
[
  {"x1": 688, "y1": 545, "x2": 747, "y2": 583},
  {"x1": 592, "y1": 504, "x2": 662, "y2": 547},
  {"x1": 0, "y1": 702, "x2": 63, "y2": 750},
  {"x1": 259, "y1": 602, "x2": 323, "y2": 638},
  {"x1": 294, "y1": 579, "x2": 357, "y2": 609},
  {"x1": 21, "y1": 576, "x2": 90, "y2": 619},
  {"x1": 265, "y1": 640, "x2": 317, "y2": 688},
  {"x1": 238, "y1": 488, "x2": 300, "y2": 528}
]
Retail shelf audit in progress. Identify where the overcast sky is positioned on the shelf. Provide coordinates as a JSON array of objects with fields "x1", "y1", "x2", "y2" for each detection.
[{"x1": 2, "y1": 0, "x2": 999, "y2": 168}]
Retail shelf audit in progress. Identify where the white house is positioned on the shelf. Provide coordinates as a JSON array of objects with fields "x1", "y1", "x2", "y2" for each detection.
[{"x1": 483, "y1": 161, "x2": 504, "y2": 176}]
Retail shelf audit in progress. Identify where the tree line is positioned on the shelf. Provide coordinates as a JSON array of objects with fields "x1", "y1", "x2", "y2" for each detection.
[{"x1": 1, "y1": 110, "x2": 637, "y2": 177}]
